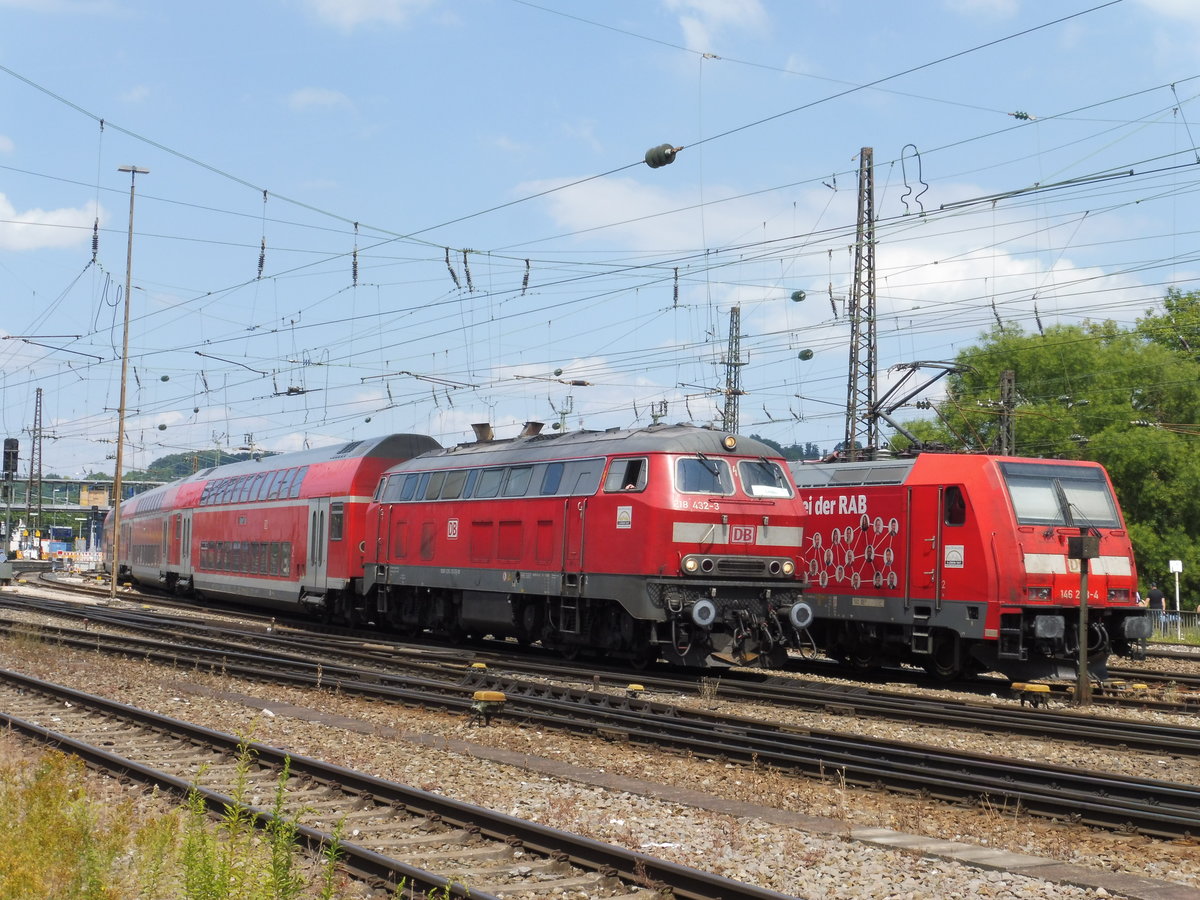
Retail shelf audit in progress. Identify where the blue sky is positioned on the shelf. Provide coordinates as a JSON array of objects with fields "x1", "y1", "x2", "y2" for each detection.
[{"x1": 2, "y1": 0, "x2": 1200, "y2": 477}]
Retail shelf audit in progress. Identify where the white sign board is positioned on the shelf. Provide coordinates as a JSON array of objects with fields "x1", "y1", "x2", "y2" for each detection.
[{"x1": 1169, "y1": 559, "x2": 1183, "y2": 573}]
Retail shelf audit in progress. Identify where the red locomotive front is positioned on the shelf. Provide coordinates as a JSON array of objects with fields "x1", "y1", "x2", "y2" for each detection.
[
  {"x1": 788, "y1": 453, "x2": 1150, "y2": 681},
  {"x1": 364, "y1": 424, "x2": 809, "y2": 667}
]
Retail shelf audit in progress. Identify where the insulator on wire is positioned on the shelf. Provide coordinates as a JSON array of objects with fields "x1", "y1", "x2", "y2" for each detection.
[
  {"x1": 257, "y1": 237, "x2": 266, "y2": 279},
  {"x1": 462, "y1": 249, "x2": 474, "y2": 292},
  {"x1": 673, "y1": 267, "x2": 679, "y2": 307},
  {"x1": 352, "y1": 222, "x2": 359, "y2": 286},
  {"x1": 91, "y1": 218, "x2": 99, "y2": 263},
  {"x1": 645, "y1": 143, "x2": 679, "y2": 168},
  {"x1": 445, "y1": 247, "x2": 461, "y2": 289},
  {"x1": 521, "y1": 259, "x2": 531, "y2": 295}
]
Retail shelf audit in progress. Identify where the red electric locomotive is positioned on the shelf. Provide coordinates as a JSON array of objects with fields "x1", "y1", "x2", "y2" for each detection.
[
  {"x1": 109, "y1": 434, "x2": 440, "y2": 614},
  {"x1": 362, "y1": 423, "x2": 809, "y2": 667},
  {"x1": 787, "y1": 453, "x2": 1151, "y2": 681}
]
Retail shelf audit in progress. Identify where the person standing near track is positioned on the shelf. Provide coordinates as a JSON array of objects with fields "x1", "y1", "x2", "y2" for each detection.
[{"x1": 1147, "y1": 583, "x2": 1165, "y2": 611}]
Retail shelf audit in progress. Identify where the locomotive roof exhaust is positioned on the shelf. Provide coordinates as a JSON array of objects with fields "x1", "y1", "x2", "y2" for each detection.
[
  {"x1": 519, "y1": 421, "x2": 544, "y2": 437},
  {"x1": 471, "y1": 423, "x2": 494, "y2": 443}
]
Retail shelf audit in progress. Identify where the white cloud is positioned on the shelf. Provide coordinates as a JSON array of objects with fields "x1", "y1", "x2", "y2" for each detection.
[
  {"x1": 0, "y1": 135, "x2": 13, "y2": 153},
  {"x1": 301, "y1": 0, "x2": 434, "y2": 30},
  {"x1": 288, "y1": 87, "x2": 353, "y2": 111},
  {"x1": 1137, "y1": 0, "x2": 1200, "y2": 25},
  {"x1": 0, "y1": 194, "x2": 97, "y2": 251},
  {"x1": 662, "y1": 0, "x2": 767, "y2": 52}
]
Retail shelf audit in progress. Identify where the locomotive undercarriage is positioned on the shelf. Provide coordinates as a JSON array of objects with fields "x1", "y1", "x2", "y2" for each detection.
[
  {"x1": 361, "y1": 575, "x2": 804, "y2": 669},
  {"x1": 808, "y1": 604, "x2": 1152, "y2": 682}
]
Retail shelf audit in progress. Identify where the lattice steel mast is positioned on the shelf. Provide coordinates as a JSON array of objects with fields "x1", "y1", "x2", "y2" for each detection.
[
  {"x1": 843, "y1": 147, "x2": 877, "y2": 461},
  {"x1": 721, "y1": 305, "x2": 746, "y2": 433}
]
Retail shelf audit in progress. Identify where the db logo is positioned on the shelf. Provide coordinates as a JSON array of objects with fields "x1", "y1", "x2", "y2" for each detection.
[
  {"x1": 730, "y1": 525, "x2": 755, "y2": 544},
  {"x1": 447, "y1": 518, "x2": 459, "y2": 540}
]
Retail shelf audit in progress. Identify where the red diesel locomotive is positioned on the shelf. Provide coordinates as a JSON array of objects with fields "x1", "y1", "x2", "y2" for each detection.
[
  {"x1": 787, "y1": 453, "x2": 1151, "y2": 680},
  {"x1": 109, "y1": 434, "x2": 440, "y2": 614},
  {"x1": 362, "y1": 423, "x2": 809, "y2": 667}
]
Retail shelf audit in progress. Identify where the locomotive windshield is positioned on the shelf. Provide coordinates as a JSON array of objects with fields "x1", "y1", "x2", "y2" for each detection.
[
  {"x1": 676, "y1": 455, "x2": 734, "y2": 495},
  {"x1": 1000, "y1": 462, "x2": 1121, "y2": 528},
  {"x1": 738, "y1": 459, "x2": 794, "y2": 498}
]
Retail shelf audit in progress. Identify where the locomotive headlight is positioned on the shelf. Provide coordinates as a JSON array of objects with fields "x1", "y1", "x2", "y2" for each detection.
[
  {"x1": 1027, "y1": 586, "x2": 1051, "y2": 601},
  {"x1": 682, "y1": 555, "x2": 700, "y2": 574},
  {"x1": 782, "y1": 560, "x2": 795, "y2": 576},
  {"x1": 1107, "y1": 588, "x2": 1130, "y2": 603},
  {"x1": 722, "y1": 435, "x2": 737, "y2": 450}
]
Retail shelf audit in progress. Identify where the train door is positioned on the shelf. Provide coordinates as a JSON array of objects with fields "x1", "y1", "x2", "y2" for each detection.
[
  {"x1": 180, "y1": 510, "x2": 192, "y2": 572},
  {"x1": 562, "y1": 496, "x2": 587, "y2": 587},
  {"x1": 308, "y1": 497, "x2": 330, "y2": 592},
  {"x1": 905, "y1": 485, "x2": 943, "y2": 607}
]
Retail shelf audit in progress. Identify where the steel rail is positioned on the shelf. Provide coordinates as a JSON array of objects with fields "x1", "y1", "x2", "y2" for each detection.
[
  {"x1": 5, "y1": 611, "x2": 1199, "y2": 840},
  {"x1": 0, "y1": 668, "x2": 799, "y2": 900}
]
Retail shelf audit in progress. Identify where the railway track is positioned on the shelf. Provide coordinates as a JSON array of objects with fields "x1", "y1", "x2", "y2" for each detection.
[
  {"x1": 7, "y1": 591, "x2": 1199, "y2": 757},
  {"x1": 0, "y1": 667, "x2": 795, "y2": 900},
  {"x1": 3, "y1": 597, "x2": 1200, "y2": 840}
]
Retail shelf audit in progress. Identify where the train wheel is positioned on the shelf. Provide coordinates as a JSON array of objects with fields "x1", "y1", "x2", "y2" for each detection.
[
  {"x1": 923, "y1": 635, "x2": 962, "y2": 681},
  {"x1": 627, "y1": 646, "x2": 658, "y2": 669}
]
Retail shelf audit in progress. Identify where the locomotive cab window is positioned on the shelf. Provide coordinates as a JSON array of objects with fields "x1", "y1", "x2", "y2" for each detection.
[
  {"x1": 1000, "y1": 462, "x2": 1120, "y2": 528},
  {"x1": 737, "y1": 459, "x2": 793, "y2": 498},
  {"x1": 944, "y1": 486, "x2": 966, "y2": 526},
  {"x1": 604, "y1": 458, "x2": 647, "y2": 493},
  {"x1": 675, "y1": 456, "x2": 733, "y2": 495}
]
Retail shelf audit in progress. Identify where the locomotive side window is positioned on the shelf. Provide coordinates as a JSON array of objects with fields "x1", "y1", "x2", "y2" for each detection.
[
  {"x1": 676, "y1": 456, "x2": 733, "y2": 495},
  {"x1": 462, "y1": 469, "x2": 481, "y2": 498},
  {"x1": 1000, "y1": 462, "x2": 1120, "y2": 528},
  {"x1": 475, "y1": 467, "x2": 505, "y2": 498},
  {"x1": 564, "y1": 459, "x2": 603, "y2": 495},
  {"x1": 503, "y1": 466, "x2": 534, "y2": 497},
  {"x1": 604, "y1": 458, "x2": 647, "y2": 492},
  {"x1": 944, "y1": 486, "x2": 966, "y2": 526},
  {"x1": 398, "y1": 474, "x2": 419, "y2": 501},
  {"x1": 737, "y1": 460, "x2": 793, "y2": 498},
  {"x1": 441, "y1": 469, "x2": 469, "y2": 499},
  {"x1": 424, "y1": 471, "x2": 446, "y2": 500},
  {"x1": 540, "y1": 462, "x2": 564, "y2": 495}
]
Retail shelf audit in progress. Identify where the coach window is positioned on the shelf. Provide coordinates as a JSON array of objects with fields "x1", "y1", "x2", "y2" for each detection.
[
  {"x1": 268, "y1": 470, "x2": 290, "y2": 500},
  {"x1": 503, "y1": 466, "x2": 533, "y2": 497},
  {"x1": 289, "y1": 466, "x2": 308, "y2": 498},
  {"x1": 239, "y1": 476, "x2": 255, "y2": 502},
  {"x1": 475, "y1": 467, "x2": 505, "y2": 499},
  {"x1": 249, "y1": 473, "x2": 267, "y2": 501},
  {"x1": 944, "y1": 486, "x2": 966, "y2": 527},
  {"x1": 604, "y1": 458, "x2": 647, "y2": 493},
  {"x1": 675, "y1": 456, "x2": 733, "y2": 495},
  {"x1": 442, "y1": 469, "x2": 469, "y2": 499},
  {"x1": 330, "y1": 502, "x2": 344, "y2": 541}
]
